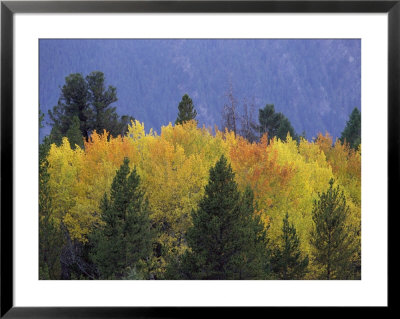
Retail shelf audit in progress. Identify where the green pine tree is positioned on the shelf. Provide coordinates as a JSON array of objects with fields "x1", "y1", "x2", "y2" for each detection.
[
  {"x1": 310, "y1": 179, "x2": 357, "y2": 279},
  {"x1": 66, "y1": 115, "x2": 84, "y2": 149},
  {"x1": 176, "y1": 155, "x2": 268, "y2": 279},
  {"x1": 48, "y1": 73, "x2": 90, "y2": 144},
  {"x1": 90, "y1": 158, "x2": 154, "y2": 279},
  {"x1": 49, "y1": 71, "x2": 134, "y2": 145},
  {"x1": 85, "y1": 71, "x2": 135, "y2": 137},
  {"x1": 258, "y1": 104, "x2": 298, "y2": 141},
  {"x1": 340, "y1": 107, "x2": 361, "y2": 149},
  {"x1": 235, "y1": 186, "x2": 270, "y2": 279},
  {"x1": 175, "y1": 94, "x2": 197, "y2": 125},
  {"x1": 258, "y1": 104, "x2": 279, "y2": 138},
  {"x1": 276, "y1": 117, "x2": 298, "y2": 142},
  {"x1": 271, "y1": 213, "x2": 308, "y2": 279}
]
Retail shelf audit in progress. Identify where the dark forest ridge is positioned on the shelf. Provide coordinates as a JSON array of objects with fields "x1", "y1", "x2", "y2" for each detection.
[{"x1": 39, "y1": 39, "x2": 360, "y2": 140}]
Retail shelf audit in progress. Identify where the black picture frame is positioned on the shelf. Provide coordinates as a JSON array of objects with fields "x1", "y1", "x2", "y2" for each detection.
[{"x1": 1, "y1": 1, "x2": 395, "y2": 317}]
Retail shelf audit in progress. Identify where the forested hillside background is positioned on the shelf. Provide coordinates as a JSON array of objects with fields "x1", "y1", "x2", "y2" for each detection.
[{"x1": 39, "y1": 39, "x2": 360, "y2": 140}]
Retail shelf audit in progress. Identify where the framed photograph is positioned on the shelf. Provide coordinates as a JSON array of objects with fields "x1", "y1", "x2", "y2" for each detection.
[{"x1": 1, "y1": 0, "x2": 395, "y2": 316}]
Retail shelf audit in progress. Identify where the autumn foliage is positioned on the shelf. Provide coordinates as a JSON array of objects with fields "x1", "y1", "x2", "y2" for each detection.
[{"x1": 46, "y1": 120, "x2": 361, "y2": 278}]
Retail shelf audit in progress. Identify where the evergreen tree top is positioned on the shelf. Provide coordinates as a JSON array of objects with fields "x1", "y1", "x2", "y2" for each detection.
[
  {"x1": 340, "y1": 107, "x2": 361, "y2": 149},
  {"x1": 258, "y1": 104, "x2": 298, "y2": 142},
  {"x1": 175, "y1": 94, "x2": 197, "y2": 125}
]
